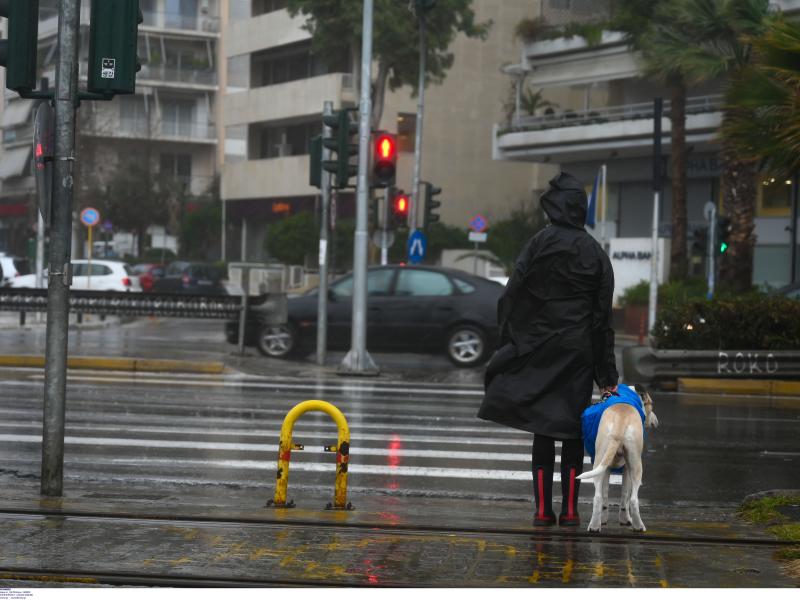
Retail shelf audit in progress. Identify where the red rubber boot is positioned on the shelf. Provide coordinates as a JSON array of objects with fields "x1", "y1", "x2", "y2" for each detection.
[
  {"x1": 533, "y1": 465, "x2": 557, "y2": 526},
  {"x1": 558, "y1": 463, "x2": 581, "y2": 526}
]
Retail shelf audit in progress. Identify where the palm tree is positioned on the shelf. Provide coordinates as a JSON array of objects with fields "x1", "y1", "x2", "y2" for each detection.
[
  {"x1": 636, "y1": 0, "x2": 772, "y2": 292},
  {"x1": 723, "y1": 18, "x2": 800, "y2": 176}
]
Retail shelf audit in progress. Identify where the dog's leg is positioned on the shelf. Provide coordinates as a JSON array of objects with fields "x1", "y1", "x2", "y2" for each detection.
[
  {"x1": 587, "y1": 473, "x2": 604, "y2": 532},
  {"x1": 601, "y1": 468, "x2": 611, "y2": 525},
  {"x1": 618, "y1": 466, "x2": 632, "y2": 526},
  {"x1": 626, "y1": 456, "x2": 646, "y2": 532}
]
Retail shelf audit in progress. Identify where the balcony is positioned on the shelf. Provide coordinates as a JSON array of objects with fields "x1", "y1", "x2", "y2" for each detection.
[
  {"x1": 222, "y1": 155, "x2": 316, "y2": 201},
  {"x1": 226, "y1": 9, "x2": 309, "y2": 58},
  {"x1": 81, "y1": 118, "x2": 216, "y2": 144},
  {"x1": 224, "y1": 73, "x2": 356, "y2": 126},
  {"x1": 494, "y1": 95, "x2": 723, "y2": 163},
  {"x1": 141, "y1": 11, "x2": 220, "y2": 35},
  {"x1": 137, "y1": 64, "x2": 218, "y2": 89}
]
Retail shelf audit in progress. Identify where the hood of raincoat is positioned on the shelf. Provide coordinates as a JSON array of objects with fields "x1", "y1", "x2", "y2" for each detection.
[{"x1": 540, "y1": 172, "x2": 587, "y2": 230}]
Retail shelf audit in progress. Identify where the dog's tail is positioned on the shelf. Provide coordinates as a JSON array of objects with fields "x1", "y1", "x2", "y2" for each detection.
[{"x1": 576, "y1": 436, "x2": 621, "y2": 481}]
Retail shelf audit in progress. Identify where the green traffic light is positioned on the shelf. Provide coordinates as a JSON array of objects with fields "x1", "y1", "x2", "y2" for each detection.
[{"x1": 720, "y1": 242, "x2": 728, "y2": 254}]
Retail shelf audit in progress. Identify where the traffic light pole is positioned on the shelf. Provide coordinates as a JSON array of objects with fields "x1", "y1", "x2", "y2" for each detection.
[
  {"x1": 41, "y1": 0, "x2": 80, "y2": 497},
  {"x1": 339, "y1": 0, "x2": 378, "y2": 375},
  {"x1": 648, "y1": 98, "x2": 662, "y2": 336},
  {"x1": 381, "y1": 187, "x2": 389, "y2": 266},
  {"x1": 317, "y1": 101, "x2": 333, "y2": 366},
  {"x1": 707, "y1": 204, "x2": 717, "y2": 300},
  {"x1": 409, "y1": 13, "x2": 427, "y2": 234}
]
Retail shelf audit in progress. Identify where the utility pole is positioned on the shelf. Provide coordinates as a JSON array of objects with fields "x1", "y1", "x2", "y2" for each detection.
[
  {"x1": 316, "y1": 101, "x2": 333, "y2": 366},
  {"x1": 339, "y1": 0, "x2": 378, "y2": 375},
  {"x1": 791, "y1": 173, "x2": 799, "y2": 285},
  {"x1": 648, "y1": 98, "x2": 662, "y2": 336},
  {"x1": 409, "y1": 9, "x2": 427, "y2": 234},
  {"x1": 706, "y1": 203, "x2": 717, "y2": 300},
  {"x1": 41, "y1": 0, "x2": 80, "y2": 497}
]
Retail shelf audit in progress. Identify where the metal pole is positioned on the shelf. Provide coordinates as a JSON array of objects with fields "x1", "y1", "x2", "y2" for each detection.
[
  {"x1": 238, "y1": 268, "x2": 249, "y2": 357},
  {"x1": 317, "y1": 101, "x2": 333, "y2": 366},
  {"x1": 221, "y1": 198, "x2": 226, "y2": 262},
  {"x1": 409, "y1": 12, "x2": 427, "y2": 234},
  {"x1": 87, "y1": 226, "x2": 92, "y2": 290},
  {"x1": 600, "y1": 164, "x2": 608, "y2": 252},
  {"x1": 791, "y1": 173, "x2": 799, "y2": 284},
  {"x1": 648, "y1": 98, "x2": 663, "y2": 335},
  {"x1": 339, "y1": 0, "x2": 378, "y2": 375},
  {"x1": 41, "y1": 0, "x2": 81, "y2": 497},
  {"x1": 36, "y1": 213, "x2": 45, "y2": 290},
  {"x1": 707, "y1": 204, "x2": 717, "y2": 300},
  {"x1": 240, "y1": 217, "x2": 247, "y2": 261},
  {"x1": 380, "y1": 187, "x2": 389, "y2": 266}
]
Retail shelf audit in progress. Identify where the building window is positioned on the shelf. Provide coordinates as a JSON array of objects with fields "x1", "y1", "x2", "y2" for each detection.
[
  {"x1": 253, "y1": 0, "x2": 288, "y2": 16},
  {"x1": 161, "y1": 154, "x2": 193, "y2": 190},
  {"x1": 251, "y1": 41, "x2": 350, "y2": 88},
  {"x1": 757, "y1": 176, "x2": 793, "y2": 217},
  {"x1": 251, "y1": 120, "x2": 322, "y2": 159},
  {"x1": 161, "y1": 98, "x2": 196, "y2": 137},
  {"x1": 397, "y1": 113, "x2": 416, "y2": 153}
]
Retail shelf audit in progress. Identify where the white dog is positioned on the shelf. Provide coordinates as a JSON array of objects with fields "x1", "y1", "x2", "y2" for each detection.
[{"x1": 578, "y1": 385, "x2": 659, "y2": 533}]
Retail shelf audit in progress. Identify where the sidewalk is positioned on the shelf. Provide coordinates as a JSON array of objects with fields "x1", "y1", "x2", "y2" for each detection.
[{"x1": 0, "y1": 477, "x2": 795, "y2": 587}]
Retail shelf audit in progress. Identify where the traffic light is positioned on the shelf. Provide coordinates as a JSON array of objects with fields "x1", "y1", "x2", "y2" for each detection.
[
  {"x1": 390, "y1": 189, "x2": 410, "y2": 229},
  {"x1": 372, "y1": 132, "x2": 397, "y2": 187},
  {"x1": 716, "y1": 216, "x2": 731, "y2": 255},
  {"x1": 423, "y1": 182, "x2": 442, "y2": 230},
  {"x1": 0, "y1": 0, "x2": 40, "y2": 95},
  {"x1": 691, "y1": 226, "x2": 708, "y2": 255},
  {"x1": 88, "y1": 0, "x2": 143, "y2": 96},
  {"x1": 323, "y1": 109, "x2": 358, "y2": 189}
]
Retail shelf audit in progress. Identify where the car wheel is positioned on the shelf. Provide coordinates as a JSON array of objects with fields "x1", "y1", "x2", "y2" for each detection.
[
  {"x1": 445, "y1": 324, "x2": 487, "y2": 368},
  {"x1": 256, "y1": 323, "x2": 296, "y2": 359}
]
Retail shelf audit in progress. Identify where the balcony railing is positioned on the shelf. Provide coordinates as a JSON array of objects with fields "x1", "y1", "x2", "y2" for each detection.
[
  {"x1": 138, "y1": 64, "x2": 217, "y2": 86},
  {"x1": 142, "y1": 10, "x2": 220, "y2": 33},
  {"x1": 538, "y1": 0, "x2": 617, "y2": 27},
  {"x1": 505, "y1": 94, "x2": 723, "y2": 134},
  {"x1": 82, "y1": 118, "x2": 216, "y2": 142}
]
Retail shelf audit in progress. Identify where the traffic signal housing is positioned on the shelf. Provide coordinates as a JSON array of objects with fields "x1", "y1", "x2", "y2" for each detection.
[
  {"x1": 716, "y1": 216, "x2": 731, "y2": 255},
  {"x1": 372, "y1": 132, "x2": 397, "y2": 187},
  {"x1": 323, "y1": 109, "x2": 358, "y2": 189},
  {"x1": 0, "y1": 0, "x2": 40, "y2": 95},
  {"x1": 390, "y1": 189, "x2": 410, "y2": 229},
  {"x1": 691, "y1": 226, "x2": 708, "y2": 255},
  {"x1": 88, "y1": 0, "x2": 143, "y2": 96},
  {"x1": 423, "y1": 182, "x2": 442, "y2": 230}
]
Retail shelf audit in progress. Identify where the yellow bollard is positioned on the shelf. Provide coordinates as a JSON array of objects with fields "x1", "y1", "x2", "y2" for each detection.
[{"x1": 268, "y1": 400, "x2": 352, "y2": 510}]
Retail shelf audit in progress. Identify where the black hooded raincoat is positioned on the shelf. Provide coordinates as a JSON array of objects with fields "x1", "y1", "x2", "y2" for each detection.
[{"x1": 478, "y1": 172, "x2": 618, "y2": 439}]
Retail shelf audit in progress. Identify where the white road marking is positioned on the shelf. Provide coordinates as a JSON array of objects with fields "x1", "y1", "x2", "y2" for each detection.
[{"x1": 0, "y1": 433, "x2": 592, "y2": 464}]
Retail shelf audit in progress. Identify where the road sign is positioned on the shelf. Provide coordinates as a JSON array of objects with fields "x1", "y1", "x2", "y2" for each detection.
[
  {"x1": 407, "y1": 230, "x2": 427, "y2": 264},
  {"x1": 469, "y1": 214, "x2": 488, "y2": 233},
  {"x1": 80, "y1": 207, "x2": 100, "y2": 227},
  {"x1": 468, "y1": 231, "x2": 487, "y2": 243},
  {"x1": 102, "y1": 219, "x2": 113, "y2": 232},
  {"x1": 372, "y1": 229, "x2": 396, "y2": 250}
]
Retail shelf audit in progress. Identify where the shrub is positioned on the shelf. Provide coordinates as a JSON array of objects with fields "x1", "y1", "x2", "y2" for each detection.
[
  {"x1": 618, "y1": 280, "x2": 649, "y2": 307},
  {"x1": 654, "y1": 294, "x2": 800, "y2": 350},
  {"x1": 619, "y1": 278, "x2": 708, "y2": 308}
]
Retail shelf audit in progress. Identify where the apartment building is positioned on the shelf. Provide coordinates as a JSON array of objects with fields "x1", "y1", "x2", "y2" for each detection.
[
  {"x1": 221, "y1": 0, "x2": 547, "y2": 262},
  {"x1": 0, "y1": 0, "x2": 222, "y2": 258},
  {"x1": 494, "y1": 0, "x2": 800, "y2": 290}
]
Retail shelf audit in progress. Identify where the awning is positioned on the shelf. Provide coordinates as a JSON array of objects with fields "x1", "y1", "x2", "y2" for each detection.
[
  {"x1": 1, "y1": 99, "x2": 34, "y2": 128},
  {"x1": 0, "y1": 147, "x2": 32, "y2": 179}
]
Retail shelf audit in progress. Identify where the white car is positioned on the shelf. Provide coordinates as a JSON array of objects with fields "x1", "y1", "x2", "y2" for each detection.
[
  {"x1": 0, "y1": 253, "x2": 32, "y2": 286},
  {"x1": 10, "y1": 260, "x2": 141, "y2": 292}
]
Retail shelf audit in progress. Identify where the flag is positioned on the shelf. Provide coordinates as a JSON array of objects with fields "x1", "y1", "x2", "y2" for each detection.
[{"x1": 586, "y1": 168, "x2": 601, "y2": 229}]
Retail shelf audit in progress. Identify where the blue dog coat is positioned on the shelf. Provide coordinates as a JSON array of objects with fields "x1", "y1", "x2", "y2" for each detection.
[{"x1": 581, "y1": 384, "x2": 646, "y2": 473}]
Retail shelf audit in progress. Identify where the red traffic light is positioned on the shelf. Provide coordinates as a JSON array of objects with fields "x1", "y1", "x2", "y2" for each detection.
[
  {"x1": 373, "y1": 132, "x2": 397, "y2": 186},
  {"x1": 394, "y1": 194, "x2": 409, "y2": 215}
]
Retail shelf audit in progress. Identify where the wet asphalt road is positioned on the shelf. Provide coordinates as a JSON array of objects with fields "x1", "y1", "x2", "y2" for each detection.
[{"x1": 0, "y1": 318, "x2": 797, "y2": 507}]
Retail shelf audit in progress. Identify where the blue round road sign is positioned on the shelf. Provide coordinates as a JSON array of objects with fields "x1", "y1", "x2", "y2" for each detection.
[{"x1": 80, "y1": 207, "x2": 100, "y2": 227}]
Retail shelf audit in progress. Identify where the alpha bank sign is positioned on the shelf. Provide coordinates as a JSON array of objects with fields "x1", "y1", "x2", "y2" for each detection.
[{"x1": 609, "y1": 238, "x2": 671, "y2": 306}]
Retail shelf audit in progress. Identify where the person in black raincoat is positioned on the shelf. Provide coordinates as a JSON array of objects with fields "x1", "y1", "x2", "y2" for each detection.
[{"x1": 478, "y1": 171, "x2": 618, "y2": 527}]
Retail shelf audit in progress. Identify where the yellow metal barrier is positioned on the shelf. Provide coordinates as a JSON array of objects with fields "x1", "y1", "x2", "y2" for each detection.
[{"x1": 267, "y1": 400, "x2": 353, "y2": 510}]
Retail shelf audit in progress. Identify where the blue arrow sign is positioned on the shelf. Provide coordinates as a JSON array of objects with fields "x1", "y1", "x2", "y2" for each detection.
[
  {"x1": 407, "y1": 230, "x2": 427, "y2": 264},
  {"x1": 80, "y1": 207, "x2": 100, "y2": 227}
]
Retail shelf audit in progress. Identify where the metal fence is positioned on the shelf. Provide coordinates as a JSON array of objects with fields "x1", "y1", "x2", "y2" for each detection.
[{"x1": 510, "y1": 94, "x2": 723, "y2": 133}]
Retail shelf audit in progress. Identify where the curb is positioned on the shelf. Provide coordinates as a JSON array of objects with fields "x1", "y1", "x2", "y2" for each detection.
[
  {"x1": 0, "y1": 355, "x2": 226, "y2": 375},
  {"x1": 678, "y1": 377, "x2": 800, "y2": 397}
]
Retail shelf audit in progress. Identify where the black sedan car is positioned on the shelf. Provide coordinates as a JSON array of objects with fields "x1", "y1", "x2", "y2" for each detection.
[
  {"x1": 151, "y1": 262, "x2": 226, "y2": 295},
  {"x1": 227, "y1": 265, "x2": 505, "y2": 368}
]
